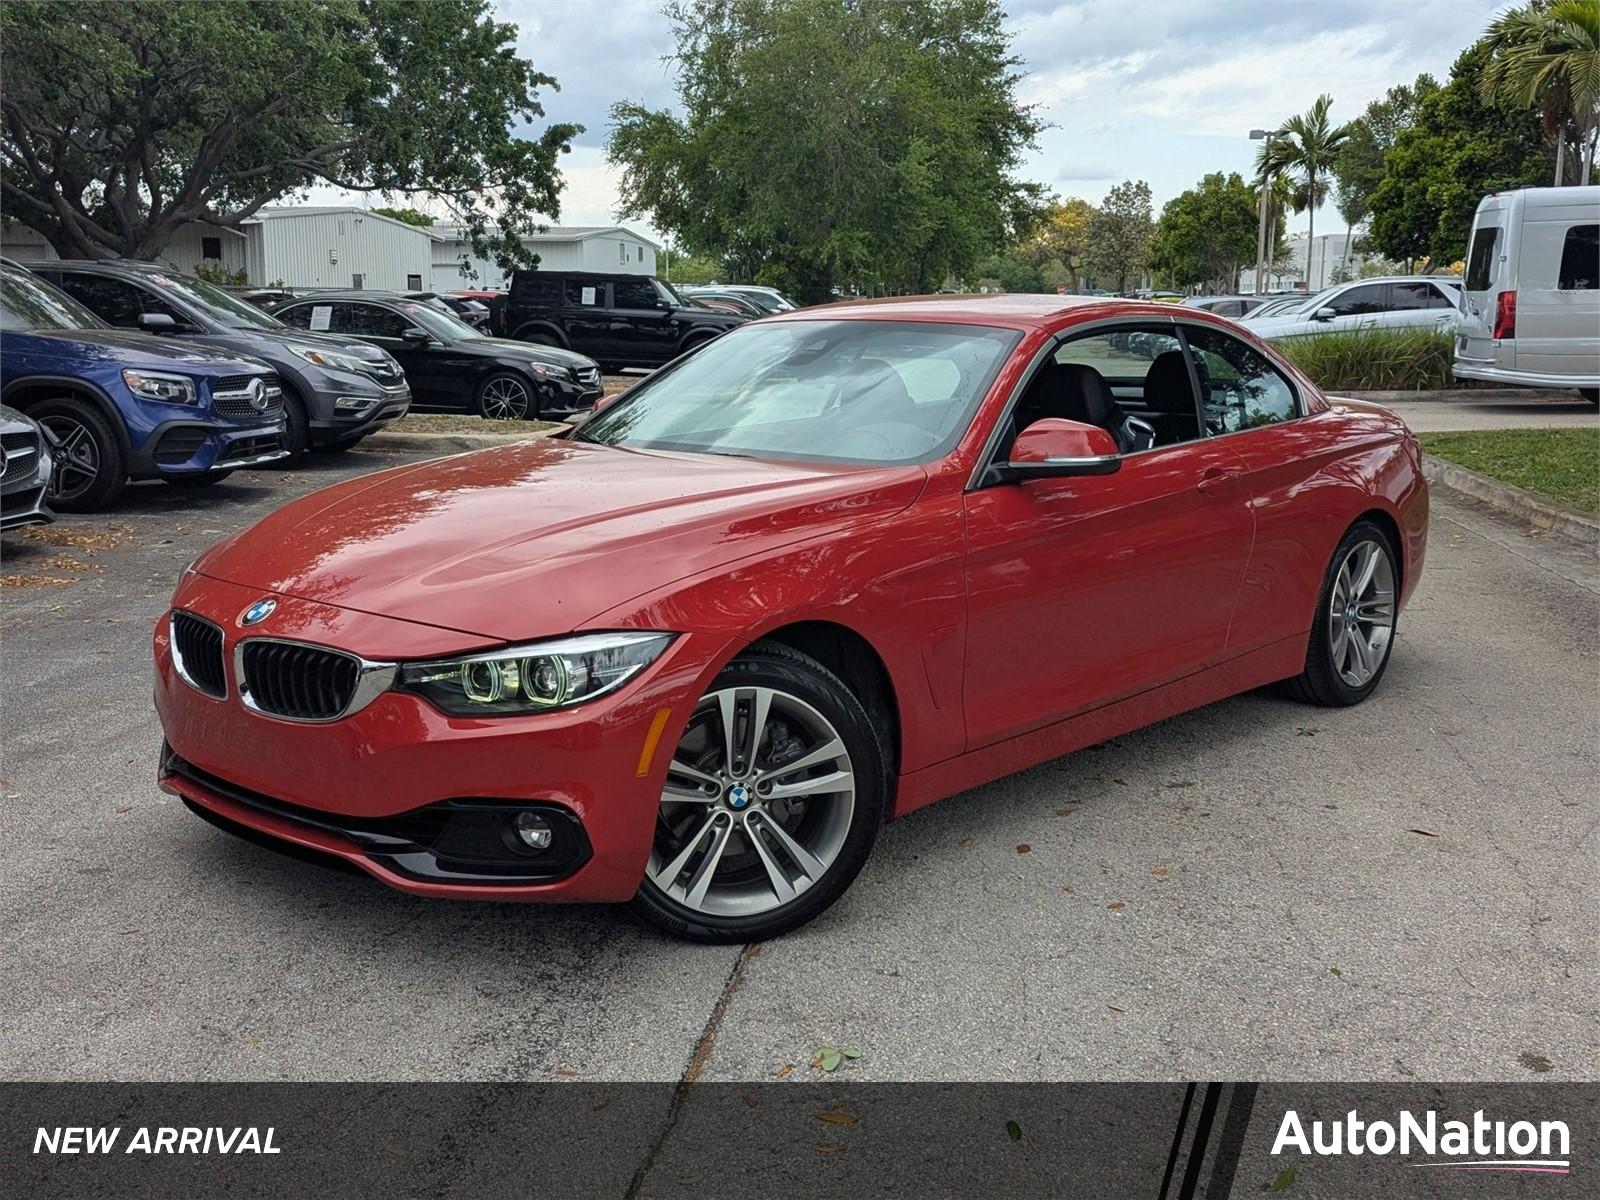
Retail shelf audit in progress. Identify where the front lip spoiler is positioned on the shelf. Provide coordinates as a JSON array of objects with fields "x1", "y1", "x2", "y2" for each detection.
[{"x1": 160, "y1": 745, "x2": 592, "y2": 886}]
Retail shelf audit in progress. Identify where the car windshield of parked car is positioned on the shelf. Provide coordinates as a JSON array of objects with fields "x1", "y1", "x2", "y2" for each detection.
[
  {"x1": 400, "y1": 301, "x2": 485, "y2": 340},
  {"x1": 0, "y1": 267, "x2": 107, "y2": 332},
  {"x1": 138, "y1": 271, "x2": 285, "y2": 331},
  {"x1": 578, "y1": 319, "x2": 1020, "y2": 465}
]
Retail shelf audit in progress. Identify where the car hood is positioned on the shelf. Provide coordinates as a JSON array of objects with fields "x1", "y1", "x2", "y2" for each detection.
[
  {"x1": 217, "y1": 327, "x2": 392, "y2": 362},
  {"x1": 193, "y1": 438, "x2": 925, "y2": 641},
  {"x1": 19, "y1": 328, "x2": 273, "y2": 373},
  {"x1": 451, "y1": 337, "x2": 597, "y2": 371}
]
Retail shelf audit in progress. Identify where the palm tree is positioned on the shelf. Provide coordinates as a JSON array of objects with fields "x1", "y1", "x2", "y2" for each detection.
[
  {"x1": 1479, "y1": 0, "x2": 1600, "y2": 185},
  {"x1": 1259, "y1": 95, "x2": 1351, "y2": 289}
]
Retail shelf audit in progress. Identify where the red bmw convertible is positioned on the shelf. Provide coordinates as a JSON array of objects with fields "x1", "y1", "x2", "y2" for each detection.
[{"x1": 155, "y1": 295, "x2": 1428, "y2": 941}]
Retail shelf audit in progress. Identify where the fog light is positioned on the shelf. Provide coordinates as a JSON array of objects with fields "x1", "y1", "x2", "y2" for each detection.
[{"x1": 512, "y1": 811, "x2": 553, "y2": 851}]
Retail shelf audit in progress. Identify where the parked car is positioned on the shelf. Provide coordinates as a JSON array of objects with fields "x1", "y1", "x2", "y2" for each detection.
[
  {"x1": 1241, "y1": 294, "x2": 1314, "y2": 320},
  {"x1": 1183, "y1": 295, "x2": 1270, "y2": 319},
  {"x1": 0, "y1": 264, "x2": 286, "y2": 511},
  {"x1": 1455, "y1": 186, "x2": 1599, "y2": 404},
  {"x1": 275, "y1": 291, "x2": 601, "y2": 419},
  {"x1": 233, "y1": 288, "x2": 300, "y2": 313},
  {"x1": 1247, "y1": 276, "x2": 1462, "y2": 340},
  {"x1": 38, "y1": 261, "x2": 410, "y2": 454},
  {"x1": 684, "y1": 286, "x2": 788, "y2": 315},
  {"x1": 0, "y1": 402, "x2": 54, "y2": 530},
  {"x1": 450, "y1": 289, "x2": 509, "y2": 336},
  {"x1": 504, "y1": 270, "x2": 745, "y2": 370},
  {"x1": 680, "y1": 288, "x2": 768, "y2": 317},
  {"x1": 155, "y1": 294, "x2": 1427, "y2": 942},
  {"x1": 403, "y1": 290, "x2": 492, "y2": 331}
]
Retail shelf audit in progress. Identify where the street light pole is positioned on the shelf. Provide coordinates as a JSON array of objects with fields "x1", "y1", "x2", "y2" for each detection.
[{"x1": 1250, "y1": 128, "x2": 1286, "y2": 296}]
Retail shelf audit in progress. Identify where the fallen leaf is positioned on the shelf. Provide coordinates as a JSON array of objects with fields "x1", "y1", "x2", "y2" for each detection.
[
  {"x1": 1265, "y1": 1165, "x2": 1296, "y2": 1191},
  {"x1": 1108, "y1": 1003, "x2": 1127, "y2": 1013},
  {"x1": 1406, "y1": 828, "x2": 1438, "y2": 838},
  {"x1": 114, "y1": 805, "x2": 132, "y2": 814},
  {"x1": 774, "y1": 1064, "x2": 794, "y2": 1078},
  {"x1": 841, "y1": 1047, "x2": 861, "y2": 1059},
  {"x1": 816, "y1": 1113, "x2": 858, "y2": 1125},
  {"x1": 816, "y1": 1144, "x2": 845, "y2": 1155},
  {"x1": 554, "y1": 1067, "x2": 578, "y2": 1078},
  {"x1": 1006, "y1": 1120, "x2": 1022, "y2": 1142},
  {"x1": 741, "y1": 1095, "x2": 759, "y2": 1109},
  {"x1": 1107, "y1": 901, "x2": 1126, "y2": 911},
  {"x1": 1151, "y1": 866, "x2": 1168, "y2": 880},
  {"x1": 1015, "y1": 843, "x2": 1032, "y2": 854},
  {"x1": 959, "y1": 836, "x2": 975, "y2": 848},
  {"x1": 1055, "y1": 806, "x2": 1076, "y2": 816},
  {"x1": 1328, "y1": 966, "x2": 1342, "y2": 977}
]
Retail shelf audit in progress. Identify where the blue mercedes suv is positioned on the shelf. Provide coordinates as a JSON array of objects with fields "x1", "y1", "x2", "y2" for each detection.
[{"x1": 0, "y1": 263, "x2": 287, "y2": 511}]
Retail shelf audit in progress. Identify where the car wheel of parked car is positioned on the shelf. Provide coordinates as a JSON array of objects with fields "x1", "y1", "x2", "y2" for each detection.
[
  {"x1": 32, "y1": 397, "x2": 126, "y2": 513},
  {"x1": 164, "y1": 470, "x2": 234, "y2": 487},
  {"x1": 477, "y1": 373, "x2": 536, "y2": 421},
  {"x1": 510, "y1": 327, "x2": 562, "y2": 349},
  {"x1": 631, "y1": 643, "x2": 888, "y2": 943},
  {"x1": 1282, "y1": 520, "x2": 1399, "y2": 707},
  {"x1": 280, "y1": 388, "x2": 310, "y2": 457}
]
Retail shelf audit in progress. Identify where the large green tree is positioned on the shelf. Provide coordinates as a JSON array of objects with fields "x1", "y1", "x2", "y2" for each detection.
[
  {"x1": 0, "y1": 0, "x2": 578, "y2": 268},
  {"x1": 1479, "y1": 0, "x2": 1600, "y2": 184},
  {"x1": 1366, "y1": 43, "x2": 1555, "y2": 266},
  {"x1": 1086, "y1": 179, "x2": 1154, "y2": 293},
  {"x1": 1332, "y1": 77, "x2": 1440, "y2": 234},
  {"x1": 605, "y1": 0, "x2": 1044, "y2": 302},
  {"x1": 1148, "y1": 172, "x2": 1266, "y2": 292}
]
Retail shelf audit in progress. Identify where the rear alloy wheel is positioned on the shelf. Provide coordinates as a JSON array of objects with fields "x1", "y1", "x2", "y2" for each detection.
[
  {"x1": 32, "y1": 397, "x2": 126, "y2": 513},
  {"x1": 631, "y1": 645, "x2": 887, "y2": 942},
  {"x1": 1282, "y1": 520, "x2": 1398, "y2": 706},
  {"x1": 477, "y1": 372, "x2": 536, "y2": 420}
]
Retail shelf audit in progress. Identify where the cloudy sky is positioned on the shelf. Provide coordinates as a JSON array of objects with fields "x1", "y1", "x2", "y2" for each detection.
[{"x1": 338, "y1": 0, "x2": 1510, "y2": 241}]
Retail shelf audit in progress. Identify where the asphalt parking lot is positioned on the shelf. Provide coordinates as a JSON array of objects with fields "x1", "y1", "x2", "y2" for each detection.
[{"x1": 1, "y1": 442, "x2": 1595, "y2": 1085}]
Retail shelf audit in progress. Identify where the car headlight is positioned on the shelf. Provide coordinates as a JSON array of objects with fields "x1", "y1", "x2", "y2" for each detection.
[
  {"x1": 122, "y1": 369, "x2": 196, "y2": 404},
  {"x1": 289, "y1": 345, "x2": 370, "y2": 374},
  {"x1": 396, "y1": 632, "x2": 673, "y2": 716}
]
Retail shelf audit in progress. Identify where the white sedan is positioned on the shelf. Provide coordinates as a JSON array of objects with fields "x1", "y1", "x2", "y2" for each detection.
[{"x1": 1246, "y1": 276, "x2": 1462, "y2": 339}]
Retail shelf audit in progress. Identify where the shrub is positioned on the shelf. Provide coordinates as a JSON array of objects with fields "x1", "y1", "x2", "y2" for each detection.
[{"x1": 1272, "y1": 327, "x2": 1454, "y2": 391}]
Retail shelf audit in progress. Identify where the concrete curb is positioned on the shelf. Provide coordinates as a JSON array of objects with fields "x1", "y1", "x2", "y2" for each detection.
[
  {"x1": 1422, "y1": 453, "x2": 1599, "y2": 545},
  {"x1": 365, "y1": 429, "x2": 550, "y2": 455},
  {"x1": 1340, "y1": 388, "x2": 1581, "y2": 404}
]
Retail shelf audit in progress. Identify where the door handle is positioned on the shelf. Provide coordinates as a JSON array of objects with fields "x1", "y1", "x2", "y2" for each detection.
[{"x1": 1197, "y1": 466, "x2": 1241, "y2": 494}]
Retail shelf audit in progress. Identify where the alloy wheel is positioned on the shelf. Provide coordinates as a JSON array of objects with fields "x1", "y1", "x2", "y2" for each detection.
[
  {"x1": 39, "y1": 415, "x2": 100, "y2": 503},
  {"x1": 480, "y1": 376, "x2": 532, "y2": 420},
  {"x1": 1328, "y1": 538, "x2": 1395, "y2": 688},
  {"x1": 648, "y1": 686, "x2": 857, "y2": 917}
]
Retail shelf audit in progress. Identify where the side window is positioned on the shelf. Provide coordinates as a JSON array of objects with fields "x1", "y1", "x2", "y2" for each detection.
[
  {"x1": 612, "y1": 278, "x2": 660, "y2": 309},
  {"x1": 1183, "y1": 325, "x2": 1299, "y2": 434},
  {"x1": 1054, "y1": 328, "x2": 1182, "y2": 379},
  {"x1": 1032, "y1": 327, "x2": 1205, "y2": 449},
  {"x1": 1325, "y1": 284, "x2": 1388, "y2": 316},
  {"x1": 348, "y1": 303, "x2": 410, "y2": 338},
  {"x1": 1558, "y1": 224, "x2": 1598, "y2": 290},
  {"x1": 1465, "y1": 226, "x2": 1500, "y2": 290},
  {"x1": 278, "y1": 305, "x2": 314, "y2": 330},
  {"x1": 513, "y1": 274, "x2": 561, "y2": 304},
  {"x1": 564, "y1": 279, "x2": 604, "y2": 307},
  {"x1": 55, "y1": 275, "x2": 145, "y2": 327},
  {"x1": 1389, "y1": 281, "x2": 1454, "y2": 310}
]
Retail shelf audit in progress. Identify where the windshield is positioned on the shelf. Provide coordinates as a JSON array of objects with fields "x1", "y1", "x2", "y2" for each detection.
[
  {"x1": 579, "y1": 319, "x2": 1019, "y2": 465},
  {"x1": 136, "y1": 271, "x2": 284, "y2": 330},
  {"x1": 399, "y1": 300, "x2": 485, "y2": 340},
  {"x1": 656, "y1": 279, "x2": 690, "y2": 307},
  {"x1": 0, "y1": 267, "x2": 107, "y2": 331}
]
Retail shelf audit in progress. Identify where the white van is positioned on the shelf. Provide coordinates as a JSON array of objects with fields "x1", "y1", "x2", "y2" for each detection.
[{"x1": 1455, "y1": 186, "x2": 1599, "y2": 403}]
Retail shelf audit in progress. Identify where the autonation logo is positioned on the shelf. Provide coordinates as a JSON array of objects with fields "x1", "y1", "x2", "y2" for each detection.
[{"x1": 1272, "y1": 1108, "x2": 1571, "y2": 1175}]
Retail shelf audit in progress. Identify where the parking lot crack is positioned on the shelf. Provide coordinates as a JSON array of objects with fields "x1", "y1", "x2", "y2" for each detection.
[{"x1": 623, "y1": 942, "x2": 758, "y2": 1199}]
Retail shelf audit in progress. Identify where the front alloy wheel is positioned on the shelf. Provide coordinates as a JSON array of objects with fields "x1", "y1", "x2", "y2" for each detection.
[
  {"x1": 632, "y1": 645, "x2": 887, "y2": 942},
  {"x1": 478, "y1": 373, "x2": 534, "y2": 420}
]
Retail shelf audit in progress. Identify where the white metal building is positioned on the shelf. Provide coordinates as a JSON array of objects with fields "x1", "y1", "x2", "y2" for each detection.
[{"x1": 430, "y1": 225, "x2": 659, "y2": 291}]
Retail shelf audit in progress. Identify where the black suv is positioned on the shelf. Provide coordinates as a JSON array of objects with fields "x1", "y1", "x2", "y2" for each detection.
[
  {"x1": 505, "y1": 271, "x2": 744, "y2": 370},
  {"x1": 38, "y1": 261, "x2": 411, "y2": 454}
]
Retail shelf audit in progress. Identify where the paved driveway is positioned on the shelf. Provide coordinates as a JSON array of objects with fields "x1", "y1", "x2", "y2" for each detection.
[
  {"x1": 1, "y1": 449, "x2": 1595, "y2": 1083},
  {"x1": 1343, "y1": 390, "x2": 1599, "y2": 433}
]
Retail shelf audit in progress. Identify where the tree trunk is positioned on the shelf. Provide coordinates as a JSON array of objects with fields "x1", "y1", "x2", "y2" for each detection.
[
  {"x1": 1581, "y1": 124, "x2": 1595, "y2": 187},
  {"x1": 1338, "y1": 222, "x2": 1353, "y2": 283},
  {"x1": 1554, "y1": 134, "x2": 1565, "y2": 186}
]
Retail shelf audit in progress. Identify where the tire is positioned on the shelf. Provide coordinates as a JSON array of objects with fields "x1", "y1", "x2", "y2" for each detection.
[
  {"x1": 1581, "y1": 388, "x2": 1598, "y2": 406},
  {"x1": 476, "y1": 372, "x2": 538, "y2": 421},
  {"x1": 164, "y1": 470, "x2": 234, "y2": 487},
  {"x1": 1281, "y1": 519, "x2": 1400, "y2": 707},
  {"x1": 280, "y1": 388, "x2": 309, "y2": 457},
  {"x1": 512, "y1": 327, "x2": 562, "y2": 349},
  {"x1": 630, "y1": 642, "x2": 889, "y2": 943},
  {"x1": 31, "y1": 397, "x2": 126, "y2": 513}
]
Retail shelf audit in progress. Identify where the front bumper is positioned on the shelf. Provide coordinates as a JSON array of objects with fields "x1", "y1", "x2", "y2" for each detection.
[
  {"x1": 130, "y1": 418, "x2": 289, "y2": 478},
  {"x1": 153, "y1": 575, "x2": 717, "y2": 902},
  {"x1": 1452, "y1": 361, "x2": 1600, "y2": 389},
  {"x1": 308, "y1": 383, "x2": 412, "y2": 441}
]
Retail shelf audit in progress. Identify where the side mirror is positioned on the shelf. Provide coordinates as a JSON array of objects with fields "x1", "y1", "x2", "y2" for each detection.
[
  {"x1": 1313, "y1": 306, "x2": 1337, "y2": 321},
  {"x1": 400, "y1": 327, "x2": 432, "y2": 344},
  {"x1": 138, "y1": 312, "x2": 178, "y2": 332},
  {"x1": 998, "y1": 418, "x2": 1121, "y2": 482}
]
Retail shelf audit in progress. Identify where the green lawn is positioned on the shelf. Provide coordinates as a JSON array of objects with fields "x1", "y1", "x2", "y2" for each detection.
[{"x1": 1419, "y1": 428, "x2": 1600, "y2": 514}]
